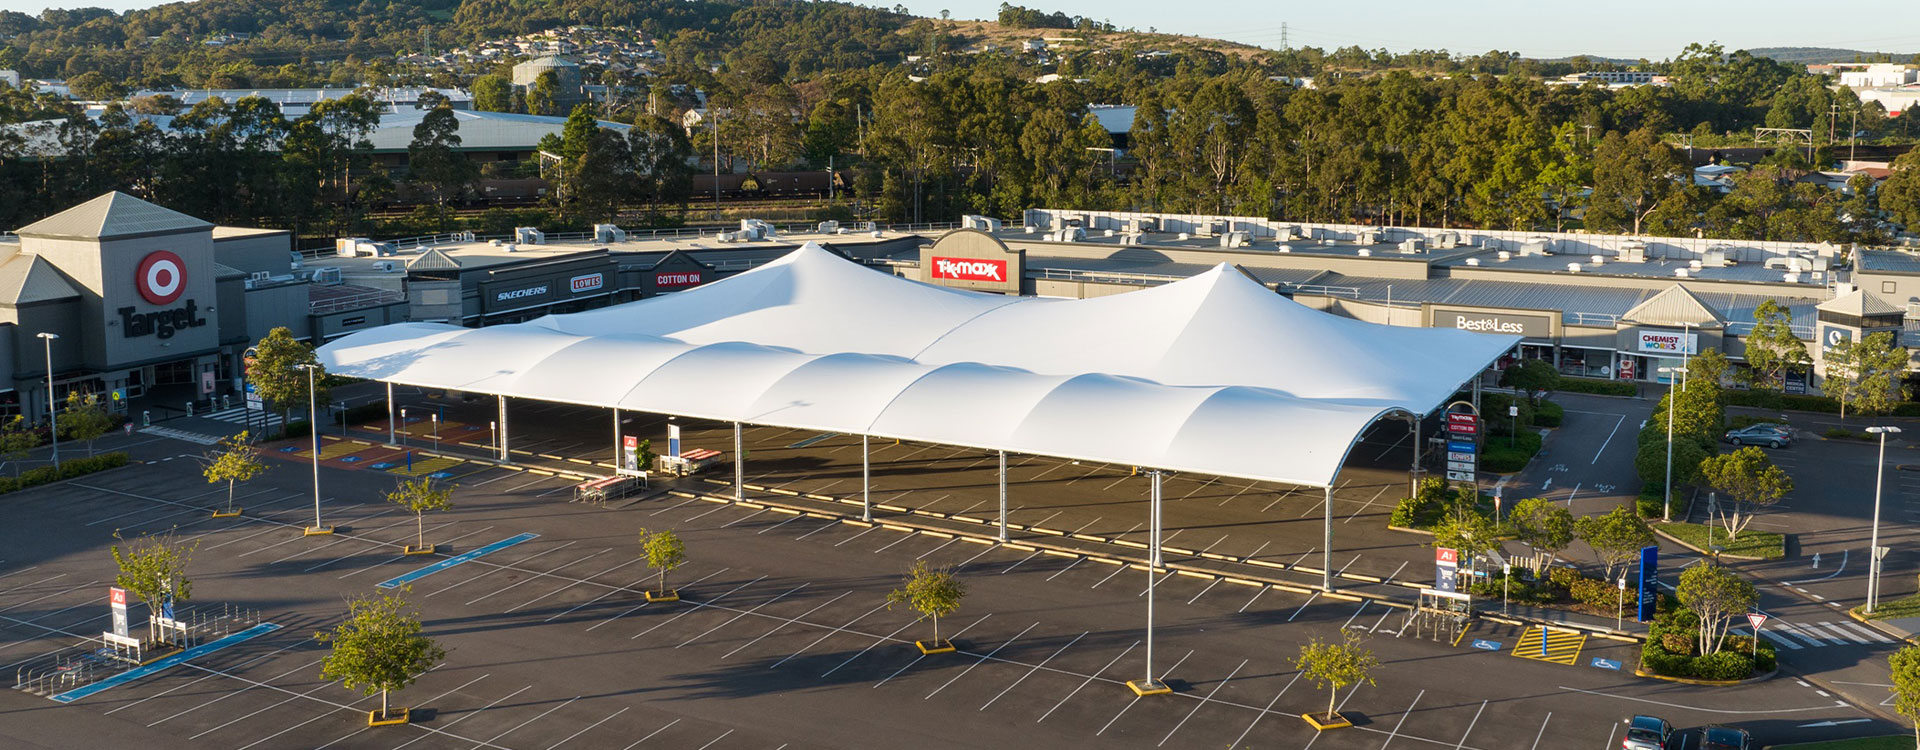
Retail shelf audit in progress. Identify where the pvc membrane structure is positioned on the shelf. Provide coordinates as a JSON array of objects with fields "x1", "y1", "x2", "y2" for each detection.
[{"x1": 317, "y1": 241, "x2": 1518, "y2": 693}]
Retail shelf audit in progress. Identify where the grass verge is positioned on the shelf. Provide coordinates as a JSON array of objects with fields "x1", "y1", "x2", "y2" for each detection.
[
  {"x1": 1652, "y1": 521, "x2": 1786, "y2": 559},
  {"x1": 1856, "y1": 592, "x2": 1920, "y2": 621}
]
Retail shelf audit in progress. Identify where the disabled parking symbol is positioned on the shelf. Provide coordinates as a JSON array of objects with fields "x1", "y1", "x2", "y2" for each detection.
[
  {"x1": 1590, "y1": 657, "x2": 1622, "y2": 671},
  {"x1": 339, "y1": 456, "x2": 362, "y2": 463},
  {"x1": 369, "y1": 462, "x2": 395, "y2": 470},
  {"x1": 1471, "y1": 639, "x2": 1502, "y2": 651},
  {"x1": 429, "y1": 471, "x2": 453, "y2": 479},
  {"x1": 278, "y1": 446, "x2": 298, "y2": 453}
]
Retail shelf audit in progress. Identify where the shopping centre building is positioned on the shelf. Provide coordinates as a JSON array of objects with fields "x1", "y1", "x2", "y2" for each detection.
[{"x1": 6, "y1": 196, "x2": 1914, "y2": 421}]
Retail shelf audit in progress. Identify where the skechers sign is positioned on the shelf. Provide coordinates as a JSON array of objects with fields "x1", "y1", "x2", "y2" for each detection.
[
  {"x1": 120, "y1": 251, "x2": 206, "y2": 339},
  {"x1": 495, "y1": 285, "x2": 548, "y2": 303},
  {"x1": 1431, "y1": 307, "x2": 1550, "y2": 338},
  {"x1": 931, "y1": 257, "x2": 1007, "y2": 282}
]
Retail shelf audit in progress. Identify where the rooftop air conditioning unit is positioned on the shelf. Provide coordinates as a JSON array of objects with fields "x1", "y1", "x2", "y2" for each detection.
[
  {"x1": 1277, "y1": 245, "x2": 1293, "y2": 253},
  {"x1": 1275, "y1": 224, "x2": 1300, "y2": 241},
  {"x1": 335, "y1": 237, "x2": 370, "y2": 257},
  {"x1": 1047, "y1": 227, "x2": 1086, "y2": 242},
  {"x1": 1357, "y1": 248, "x2": 1372, "y2": 257},
  {"x1": 594, "y1": 223, "x2": 626, "y2": 243},
  {"x1": 1519, "y1": 239, "x2": 1552, "y2": 256},
  {"x1": 1619, "y1": 240, "x2": 1648, "y2": 263},
  {"x1": 1432, "y1": 231, "x2": 1460, "y2": 249},
  {"x1": 515, "y1": 227, "x2": 545, "y2": 244},
  {"x1": 1465, "y1": 258, "x2": 1481, "y2": 266},
  {"x1": 716, "y1": 231, "x2": 735, "y2": 243},
  {"x1": 1675, "y1": 268, "x2": 1690, "y2": 278},
  {"x1": 1221, "y1": 231, "x2": 1251, "y2": 248},
  {"x1": 1784, "y1": 272, "x2": 1801, "y2": 283},
  {"x1": 1497, "y1": 251, "x2": 1512, "y2": 261},
  {"x1": 372, "y1": 261, "x2": 398, "y2": 272},
  {"x1": 1356, "y1": 230, "x2": 1380, "y2": 246},
  {"x1": 310, "y1": 267, "x2": 343, "y2": 285},
  {"x1": 1567, "y1": 263, "x2": 1582, "y2": 273},
  {"x1": 1399, "y1": 238, "x2": 1426, "y2": 253},
  {"x1": 1703, "y1": 246, "x2": 1732, "y2": 266},
  {"x1": 1200, "y1": 219, "x2": 1226, "y2": 237},
  {"x1": 818, "y1": 220, "x2": 841, "y2": 234}
]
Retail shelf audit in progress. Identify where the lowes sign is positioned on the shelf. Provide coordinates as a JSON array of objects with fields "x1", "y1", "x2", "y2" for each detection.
[{"x1": 570, "y1": 273, "x2": 604, "y2": 293}]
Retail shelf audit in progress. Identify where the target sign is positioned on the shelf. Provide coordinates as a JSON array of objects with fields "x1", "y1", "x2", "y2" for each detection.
[{"x1": 135, "y1": 250, "x2": 186, "y2": 305}]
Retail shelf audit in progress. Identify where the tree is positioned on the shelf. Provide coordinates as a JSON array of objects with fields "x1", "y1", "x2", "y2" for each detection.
[
  {"x1": 1508, "y1": 497, "x2": 1574, "y2": 561},
  {"x1": 527, "y1": 70, "x2": 561, "y2": 116},
  {"x1": 1431, "y1": 504, "x2": 1500, "y2": 562},
  {"x1": 1883, "y1": 148, "x2": 1920, "y2": 231},
  {"x1": 885, "y1": 559, "x2": 966, "y2": 649},
  {"x1": 1824, "y1": 331, "x2": 1911, "y2": 419},
  {"x1": 1698, "y1": 446, "x2": 1794, "y2": 540},
  {"x1": 110, "y1": 530, "x2": 197, "y2": 642},
  {"x1": 557, "y1": 104, "x2": 599, "y2": 162},
  {"x1": 1294, "y1": 630, "x2": 1378, "y2": 723},
  {"x1": 1675, "y1": 563, "x2": 1757, "y2": 656},
  {"x1": 1751, "y1": 301, "x2": 1804, "y2": 393},
  {"x1": 1889, "y1": 645, "x2": 1920, "y2": 749},
  {"x1": 1498, "y1": 359, "x2": 1560, "y2": 400},
  {"x1": 1575, "y1": 505, "x2": 1655, "y2": 581},
  {"x1": 202, "y1": 431, "x2": 264, "y2": 515},
  {"x1": 405, "y1": 104, "x2": 475, "y2": 223},
  {"x1": 60, "y1": 392, "x2": 112, "y2": 455},
  {"x1": 387, "y1": 478, "x2": 452, "y2": 553},
  {"x1": 1635, "y1": 434, "x2": 1712, "y2": 491},
  {"x1": 637, "y1": 527, "x2": 686, "y2": 598},
  {"x1": 1587, "y1": 128, "x2": 1684, "y2": 235},
  {"x1": 248, "y1": 327, "x2": 328, "y2": 429},
  {"x1": 317, "y1": 591, "x2": 445, "y2": 723},
  {"x1": 0, "y1": 415, "x2": 41, "y2": 476},
  {"x1": 470, "y1": 74, "x2": 512, "y2": 112}
]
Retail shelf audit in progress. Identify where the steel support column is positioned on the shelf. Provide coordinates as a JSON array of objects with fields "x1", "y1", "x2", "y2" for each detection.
[
  {"x1": 862, "y1": 434, "x2": 871, "y2": 523},
  {"x1": 386, "y1": 382, "x2": 396, "y2": 446},
  {"x1": 1128, "y1": 469, "x2": 1169, "y2": 696},
  {"x1": 1322, "y1": 484, "x2": 1334, "y2": 592},
  {"x1": 497, "y1": 395, "x2": 510, "y2": 463},
  {"x1": 998, "y1": 450, "x2": 1009, "y2": 543},
  {"x1": 734, "y1": 422, "x2": 744, "y2": 501},
  {"x1": 612, "y1": 408, "x2": 622, "y2": 472}
]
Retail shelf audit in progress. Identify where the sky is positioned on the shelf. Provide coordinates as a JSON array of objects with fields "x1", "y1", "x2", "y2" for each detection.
[{"x1": 8, "y1": 0, "x2": 1920, "y2": 60}]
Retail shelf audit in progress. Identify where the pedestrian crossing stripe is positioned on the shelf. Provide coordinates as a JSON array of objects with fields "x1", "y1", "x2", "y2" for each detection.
[
  {"x1": 1513, "y1": 626, "x2": 1584, "y2": 665},
  {"x1": 198, "y1": 406, "x2": 282, "y2": 425},
  {"x1": 1740, "y1": 620, "x2": 1895, "y2": 650}
]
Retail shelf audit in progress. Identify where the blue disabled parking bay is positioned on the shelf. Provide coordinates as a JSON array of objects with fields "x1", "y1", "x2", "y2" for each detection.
[
  {"x1": 1591, "y1": 657, "x2": 1622, "y2": 671},
  {"x1": 1471, "y1": 639, "x2": 1502, "y2": 651},
  {"x1": 377, "y1": 533, "x2": 538, "y2": 590},
  {"x1": 368, "y1": 462, "x2": 395, "y2": 470},
  {"x1": 51, "y1": 623, "x2": 282, "y2": 703}
]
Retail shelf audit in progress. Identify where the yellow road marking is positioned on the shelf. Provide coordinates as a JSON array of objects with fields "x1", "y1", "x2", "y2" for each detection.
[{"x1": 1512, "y1": 626, "x2": 1585, "y2": 665}]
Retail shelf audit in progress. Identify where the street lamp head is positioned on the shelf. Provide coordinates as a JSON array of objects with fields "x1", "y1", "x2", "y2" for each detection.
[
  {"x1": 1657, "y1": 366, "x2": 1688, "y2": 374},
  {"x1": 35, "y1": 332, "x2": 57, "y2": 340},
  {"x1": 1868, "y1": 426, "x2": 1902, "y2": 435}
]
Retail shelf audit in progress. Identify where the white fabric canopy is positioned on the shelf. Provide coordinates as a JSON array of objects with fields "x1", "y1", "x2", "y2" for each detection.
[{"x1": 317, "y1": 243, "x2": 1518, "y2": 487}]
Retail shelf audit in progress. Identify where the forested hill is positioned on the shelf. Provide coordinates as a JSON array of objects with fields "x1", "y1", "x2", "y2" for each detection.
[
  {"x1": 1748, "y1": 47, "x2": 1920, "y2": 64},
  {"x1": 0, "y1": 0, "x2": 922, "y2": 81}
]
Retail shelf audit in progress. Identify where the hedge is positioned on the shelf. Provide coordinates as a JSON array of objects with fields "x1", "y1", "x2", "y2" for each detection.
[
  {"x1": 1480, "y1": 430, "x2": 1542, "y2": 473},
  {"x1": 1557, "y1": 376, "x2": 1637, "y2": 397},
  {"x1": 1640, "y1": 603, "x2": 1776, "y2": 679},
  {"x1": 274, "y1": 420, "x2": 314, "y2": 441},
  {"x1": 1533, "y1": 400, "x2": 1564, "y2": 427},
  {"x1": 0, "y1": 452, "x2": 130, "y2": 495},
  {"x1": 1724, "y1": 389, "x2": 1920, "y2": 417},
  {"x1": 335, "y1": 399, "x2": 389, "y2": 426}
]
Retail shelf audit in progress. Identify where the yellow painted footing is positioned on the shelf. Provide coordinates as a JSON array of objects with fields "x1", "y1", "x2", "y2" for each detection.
[
  {"x1": 1126, "y1": 679, "x2": 1172, "y2": 696},
  {"x1": 134, "y1": 645, "x2": 184, "y2": 666},
  {"x1": 367, "y1": 708, "x2": 410, "y2": 727},
  {"x1": 210, "y1": 508, "x2": 242, "y2": 518},
  {"x1": 645, "y1": 590, "x2": 680, "y2": 603},
  {"x1": 303, "y1": 525, "x2": 335, "y2": 536},
  {"x1": 403, "y1": 544, "x2": 436, "y2": 556},
  {"x1": 1301, "y1": 712, "x2": 1352, "y2": 731},
  {"x1": 915, "y1": 639, "x2": 956, "y2": 655}
]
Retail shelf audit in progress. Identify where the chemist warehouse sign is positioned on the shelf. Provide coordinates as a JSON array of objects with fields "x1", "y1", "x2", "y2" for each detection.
[{"x1": 1635, "y1": 330, "x2": 1699, "y2": 356}]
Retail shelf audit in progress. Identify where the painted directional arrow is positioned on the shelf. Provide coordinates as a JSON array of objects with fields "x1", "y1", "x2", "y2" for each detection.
[{"x1": 1798, "y1": 719, "x2": 1872, "y2": 728}]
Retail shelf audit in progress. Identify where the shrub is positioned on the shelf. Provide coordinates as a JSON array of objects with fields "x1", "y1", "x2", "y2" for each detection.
[
  {"x1": 1389, "y1": 496, "x2": 1423, "y2": 528},
  {"x1": 1532, "y1": 400, "x2": 1564, "y2": 427},
  {"x1": 0, "y1": 452, "x2": 130, "y2": 495},
  {"x1": 1640, "y1": 639, "x2": 1692, "y2": 677},
  {"x1": 1558, "y1": 376, "x2": 1638, "y2": 397},
  {"x1": 1692, "y1": 650, "x2": 1754, "y2": 681},
  {"x1": 1635, "y1": 489, "x2": 1664, "y2": 519},
  {"x1": 276, "y1": 420, "x2": 314, "y2": 441},
  {"x1": 1824, "y1": 427, "x2": 1870, "y2": 441},
  {"x1": 1568, "y1": 575, "x2": 1636, "y2": 611},
  {"x1": 1481, "y1": 431, "x2": 1543, "y2": 473},
  {"x1": 1660, "y1": 630, "x2": 1695, "y2": 656},
  {"x1": 1546, "y1": 565, "x2": 1582, "y2": 590}
]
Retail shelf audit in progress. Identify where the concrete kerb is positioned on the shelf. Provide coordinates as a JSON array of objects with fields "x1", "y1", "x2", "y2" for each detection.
[
  {"x1": 1847, "y1": 607, "x2": 1920, "y2": 645},
  {"x1": 1631, "y1": 665, "x2": 1778, "y2": 687},
  {"x1": 1649, "y1": 526, "x2": 1772, "y2": 562},
  {"x1": 661, "y1": 487, "x2": 1650, "y2": 642}
]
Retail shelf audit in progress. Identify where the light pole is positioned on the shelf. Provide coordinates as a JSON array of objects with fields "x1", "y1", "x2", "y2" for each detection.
[
  {"x1": 431, "y1": 413, "x2": 440, "y2": 452},
  {"x1": 298, "y1": 364, "x2": 331, "y2": 536},
  {"x1": 1867, "y1": 425, "x2": 1901, "y2": 613},
  {"x1": 1658, "y1": 366, "x2": 1688, "y2": 522},
  {"x1": 36, "y1": 332, "x2": 58, "y2": 469}
]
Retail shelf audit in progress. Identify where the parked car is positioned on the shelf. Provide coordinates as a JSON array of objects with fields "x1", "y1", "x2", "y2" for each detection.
[
  {"x1": 1700, "y1": 725, "x2": 1752, "y2": 750},
  {"x1": 1621, "y1": 715, "x2": 1672, "y2": 749},
  {"x1": 1723, "y1": 424, "x2": 1791, "y2": 448}
]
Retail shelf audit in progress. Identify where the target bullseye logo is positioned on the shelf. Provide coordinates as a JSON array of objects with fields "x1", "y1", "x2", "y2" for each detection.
[{"x1": 135, "y1": 250, "x2": 186, "y2": 305}]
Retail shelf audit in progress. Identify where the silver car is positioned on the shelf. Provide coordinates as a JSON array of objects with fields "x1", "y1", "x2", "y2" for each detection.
[
  {"x1": 1622, "y1": 715, "x2": 1671, "y2": 750},
  {"x1": 1723, "y1": 424, "x2": 1791, "y2": 448}
]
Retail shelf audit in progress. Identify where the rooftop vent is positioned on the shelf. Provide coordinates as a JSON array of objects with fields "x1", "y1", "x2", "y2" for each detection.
[
  {"x1": 1689, "y1": 259, "x2": 1703, "y2": 270},
  {"x1": 1221, "y1": 231, "x2": 1251, "y2": 248},
  {"x1": 310, "y1": 267, "x2": 342, "y2": 285},
  {"x1": 514, "y1": 227, "x2": 544, "y2": 245},
  {"x1": 1619, "y1": 241, "x2": 1648, "y2": 263},
  {"x1": 961, "y1": 215, "x2": 1001, "y2": 232},
  {"x1": 817, "y1": 220, "x2": 841, "y2": 233},
  {"x1": 1357, "y1": 248, "x2": 1372, "y2": 257},
  {"x1": 1497, "y1": 251, "x2": 1512, "y2": 261},
  {"x1": 1784, "y1": 272, "x2": 1801, "y2": 283},
  {"x1": 1356, "y1": 229, "x2": 1380, "y2": 246},
  {"x1": 1465, "y1": 258, "x2": 1480, "y2": 266},
  {"x1": 594, "y1": 223, "x2": 626, "y2": 244},
  {"x1": 1277, "y1": 245, "x2": 1293, "y2": 253},
  {"x1": 1519, "y1": 238, "x2": 1552, "y2": 257},
  {"x1": 1675, "y1": 268, "x2": 1690, "y2": 278},
  {"x1": 1590, "y1": 254, "x2": 1605, "y2": 266},
  {"x1": 1567, "y1": 263, "x2": 1582, "y2": 273},
  {"x1": 1399, "y1": 238, "x2": 1426, "y2": 253}
]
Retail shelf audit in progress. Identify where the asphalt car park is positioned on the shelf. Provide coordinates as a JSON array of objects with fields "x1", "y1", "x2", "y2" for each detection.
[{"x1": 0, "y1": 438, "x2": 1887, "y2": 749}]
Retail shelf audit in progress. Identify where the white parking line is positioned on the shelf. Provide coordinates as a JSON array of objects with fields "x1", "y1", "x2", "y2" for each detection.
[
  {"x1": 775, "y1": 601, "x2": 889, "y2": 669},
  {"x1": 723, "y1": 592, "x2": 851, "y2": 660},
  {"x1": 1289, "y1": 592, "x2": 1321, "y2": 621},
  {"x1": 474, "y1": 695, "x2": 579, "y2": 748},
  {"x1": 585, "y1": 568, "x2": 729, "y2": 632},
  {"x1": 1227, "y1": 669, "x2": 1302, "y2": 748},
  {"x1": 1379, "y1": 688, "x2": 1425, "y2": 749},
  {"x1": 872, "y1": 615, "x2": 992, "y2": 687},
  {"x1": 1096, "y1": 649, "x2": 1193, "y2": 735},
  {"x1": 1456, "y1": 699, "x2": 1487, "y2": 749},
  {"x1": 1045, "y1": 557, "x2": 1087, "y2": 581},
  {"x1": 149, "y1": 658, "x2": 324, "y2": 726},
  {"x1": 466, "y1": 547, "x2": 600, "y2": 606},
  {"x1": 1239, "y1": 586, "x2": 1269, "y2": 613},
  {"x1": 1160, "y1": 658, "x2": 1248, "y2": 746},
  {"x1": 428, "y1": 541, "x2": 576, "y2": 598},
  {"x1": 694, "y1": 730, "x2": 735, "y2": 750},
  {"x1": 1529, "y1": 712, "x2": 1553, "y2": 750},
  {"x1": 546, "y1": 707, "x2": 630, "y2": 750},
  {"x1": 833, "y1": 526, "x2": 879, "y2": 547},
  {"x1": 619, "y1": 718, "x2": 680, "y2": 749},
  {"x1": 102, "y1": 640, "x2": 312, "y2": 714},
  {"x1": 1038, "y1": 640, "x2": 1138, "y2": 723},
  {"x1": 980, "y1": 630, "x2": 1087, "y2": 711},
  {"x1": 678, "y1": 584, "x2": 809, "y2": 648},
  {"x1": 1000, "y1": 550, "x2": 1043, "y2": 574},
  {"x1": 925, "y1": 621, "x2": 1039, "y2": 698},
  {"x1": 630, "y1": 576, "x2": 766, "y2": 640},
  {"x1": 506, "y1": 556, "x2": 640, "y2": 613}
]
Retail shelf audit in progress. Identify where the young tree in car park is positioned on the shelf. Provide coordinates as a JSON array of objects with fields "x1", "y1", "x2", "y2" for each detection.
[
  {"x1": 1675, "y1": 562, "x2": 1757, "y2": 656},
  {"x1": 1576, "y1": 506, "x2": 1656, "y2": 582},
  {"x1": 1741, "y1": 300, "x2": 1810, "y2": 391},
  {"x1": 1697, "y1": 446, "x2": 1792, "y2": 541},
  {"x1": 202, "y1": 430, "x2": 265, "y2": 516},
  {"x1": 638, "y1": 527, "x2": 686, "y2": 601},
  {"x1": 61, "y1": 392, "x2": 113, "y2": 456},
  {"x1": 387, "y1": 477, "x2": 453, "y2": 554},
  {"x1": 1295, "y1": 630, "x2": 1378, "y2": 728},
  {"x1": 1507, "y1": 497, "x2": 1574, "y2": 564},
  {"x1": 317, "y1": 591, "x2": 444, "y2": 727},
  {"x1": 110, "y1": 529, "x2": 197, "y2": 642},
  {"x1": 886, "y1": 559, "x2": 966, "y2": 653},
  {"x1": 248, "y1": 327, "x2": 329, "y2": 430}
]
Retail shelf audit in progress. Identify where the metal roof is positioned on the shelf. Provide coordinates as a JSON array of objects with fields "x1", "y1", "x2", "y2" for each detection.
[
  {"x1": 363, "y1": 109, "x2": 630, "y2": 152},
  {"x1": 15, "y1": 191, "x2": 213, "y2": 240},
  {"x1": 1622, "y1": 285, "x2": 1727, "y2": 327},
  {"x1": 1858, "y1": 249, "x2": 1920, "y2": 274},
  {"x1": 0, "y1": 253, "x2": 80, "y2": 305},
  {"x1": 1817, "y1": 288, "x2": 1904, "y2": 317}
]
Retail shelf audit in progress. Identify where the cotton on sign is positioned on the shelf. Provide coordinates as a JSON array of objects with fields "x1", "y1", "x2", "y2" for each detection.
[{"x1": 931, "y1": 257, "x2": 1006, "y2": 282}]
